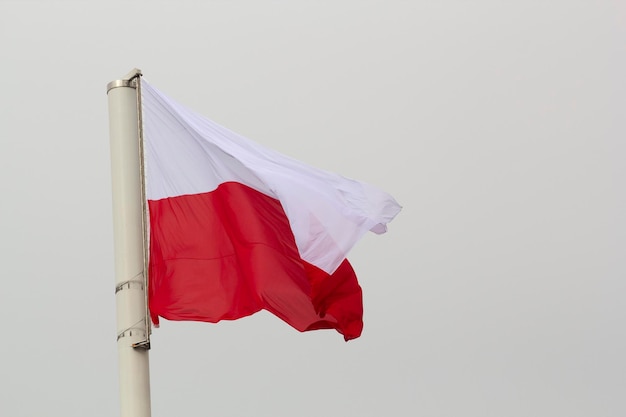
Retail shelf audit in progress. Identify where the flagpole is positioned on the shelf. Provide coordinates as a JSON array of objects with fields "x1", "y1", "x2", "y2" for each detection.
[{"x1": 107, "y1": 68, "x2": 152, "y2": 417}]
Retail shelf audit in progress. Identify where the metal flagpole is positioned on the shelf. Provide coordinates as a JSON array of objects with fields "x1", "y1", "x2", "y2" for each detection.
[{"x1": 107, "y1": 68, "x2": 152, "y2": 417}]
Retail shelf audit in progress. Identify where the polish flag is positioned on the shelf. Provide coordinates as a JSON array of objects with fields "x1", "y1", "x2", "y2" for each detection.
[{"x1": 142, "y1": 79, "x2": 401, "y2": 341}]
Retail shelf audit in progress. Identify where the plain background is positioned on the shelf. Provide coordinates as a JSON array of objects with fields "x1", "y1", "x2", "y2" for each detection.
[{"x1": 1, "y1": 1, "x2": 625, "y2": 416}]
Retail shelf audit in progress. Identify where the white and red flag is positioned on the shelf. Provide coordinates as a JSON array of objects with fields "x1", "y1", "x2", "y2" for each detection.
[{"x1": 142, "y1": 80, "x2": 401, "y2": 341}]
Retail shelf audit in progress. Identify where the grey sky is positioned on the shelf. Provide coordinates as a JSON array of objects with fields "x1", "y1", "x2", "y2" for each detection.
[{"x1": 1, "y1": 1, "x2": 625, "y2": 416}]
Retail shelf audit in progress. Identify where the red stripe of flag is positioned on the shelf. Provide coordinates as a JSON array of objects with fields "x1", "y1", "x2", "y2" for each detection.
[{"x1": 148, "y1": 181, "x2": 363, "y2": 341}]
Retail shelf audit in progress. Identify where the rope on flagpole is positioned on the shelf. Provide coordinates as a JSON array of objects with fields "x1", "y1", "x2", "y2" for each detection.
[{"x1": 133, "y1": 71, "x2": 152, "y2": 349}]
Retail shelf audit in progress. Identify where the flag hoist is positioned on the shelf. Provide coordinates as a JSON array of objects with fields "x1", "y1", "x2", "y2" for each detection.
[{"x1": 107, "y1": 68, "x2": 152, "y2": 417}]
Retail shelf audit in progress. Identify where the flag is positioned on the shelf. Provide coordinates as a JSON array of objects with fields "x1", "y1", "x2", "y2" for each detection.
[{"x1": 141, "y1": 79, "x2": 401, "y2": 341}]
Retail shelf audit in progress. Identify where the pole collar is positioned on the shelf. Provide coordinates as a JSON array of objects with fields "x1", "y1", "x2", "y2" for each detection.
[{"x1": 106, "y1": 68, "x2": 142, "y2": 93}]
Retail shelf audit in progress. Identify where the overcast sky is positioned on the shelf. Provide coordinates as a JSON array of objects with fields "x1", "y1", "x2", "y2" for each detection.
[{"x1": 1, "y1": 1, "x2": 625, "y2": 416}]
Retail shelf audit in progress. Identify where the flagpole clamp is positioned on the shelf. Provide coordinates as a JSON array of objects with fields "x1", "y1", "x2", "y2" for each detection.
[{"x1": 132, "y1": 340, "x2": 151, "y2": 350}]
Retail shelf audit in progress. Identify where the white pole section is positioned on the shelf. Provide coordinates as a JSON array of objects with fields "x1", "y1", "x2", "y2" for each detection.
[{"x1": 107, "y1": 68, "x2": 152, "y2": 417}]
